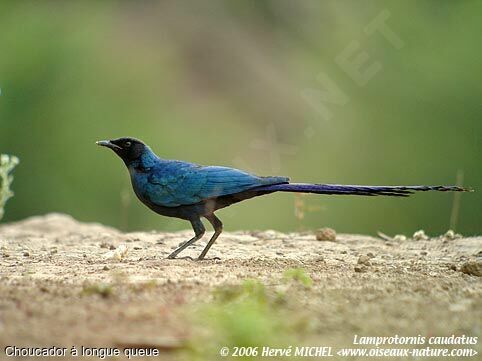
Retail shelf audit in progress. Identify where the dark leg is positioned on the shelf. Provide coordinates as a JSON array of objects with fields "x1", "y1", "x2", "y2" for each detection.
[
  {"x1": 167, "y1": 218, "x2": 205, "y2": 259},
  {"x1": 198, "y1": 214, "x2": 223, "y2": 260}
]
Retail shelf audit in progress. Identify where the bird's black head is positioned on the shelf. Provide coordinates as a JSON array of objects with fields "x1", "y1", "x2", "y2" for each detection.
[{"x1": 96, "y1": 137, "x2": 147, "y2": 164}]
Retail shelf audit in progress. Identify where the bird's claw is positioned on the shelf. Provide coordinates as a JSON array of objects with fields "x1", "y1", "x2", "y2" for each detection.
[
  {"x1": 166, "y1": 255, "x2": 194, "y2": 260},
  {"x1": 196, "y1": 256, "x2": 221, "y2": 261}
]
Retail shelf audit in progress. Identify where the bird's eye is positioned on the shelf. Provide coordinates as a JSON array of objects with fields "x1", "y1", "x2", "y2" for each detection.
[{"x1": 125, "y1": 141, "x2": 132, "y2": 147}]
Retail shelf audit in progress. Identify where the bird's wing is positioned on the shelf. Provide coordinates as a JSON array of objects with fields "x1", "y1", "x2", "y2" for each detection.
[{"x1": 146, "y1": 162, "x2": 288, "y2": 207}]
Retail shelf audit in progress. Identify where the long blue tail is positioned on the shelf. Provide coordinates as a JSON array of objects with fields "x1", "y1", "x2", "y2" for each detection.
[{"x1": 253, "y1": 183, "x2": 471, "y2": 197}]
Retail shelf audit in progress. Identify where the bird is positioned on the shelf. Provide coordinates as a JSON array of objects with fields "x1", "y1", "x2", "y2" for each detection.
[{"x1": 97, "y1": 137, "x2": 471, "y2": 260}]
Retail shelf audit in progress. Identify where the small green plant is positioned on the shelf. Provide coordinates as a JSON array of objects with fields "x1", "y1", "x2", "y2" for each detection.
[
  {"x1": 187, "y1": 280, "x2": 288, "y2": 360},
  {"x1": 212, "y1": 279, "x2": 269, "y2": 304},
  {"x1": 185, "y1": 276, "x2": 318, "y2": 360},
  {"x1": 0, "y1": 154, "x2": 19, "y2": 221},
  {"x1": 81, "y1": 282, "x2": 114, "y2": 298},
  {"x1": 283, "y1": 268, "x2": 313, "y2": 288}
]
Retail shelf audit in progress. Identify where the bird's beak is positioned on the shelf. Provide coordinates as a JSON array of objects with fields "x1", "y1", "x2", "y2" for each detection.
[{"x1": 96, "y1": 140, "x2": 122, "y2": 150}]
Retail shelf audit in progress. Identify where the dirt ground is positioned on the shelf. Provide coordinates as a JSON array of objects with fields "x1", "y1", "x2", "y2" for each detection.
[{"x1": 0, "y1": 214, "x2": 481, "y2": 360}]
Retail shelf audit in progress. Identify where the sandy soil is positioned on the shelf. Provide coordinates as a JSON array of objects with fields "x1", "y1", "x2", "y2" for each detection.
[{"x1": 0, "y1": 214, "x2": 481, "y2": 360}]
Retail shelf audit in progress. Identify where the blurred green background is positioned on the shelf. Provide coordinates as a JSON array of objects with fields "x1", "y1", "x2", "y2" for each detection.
[{"x1": 1, "y1": 0, "x2": 480, "y2": 235}]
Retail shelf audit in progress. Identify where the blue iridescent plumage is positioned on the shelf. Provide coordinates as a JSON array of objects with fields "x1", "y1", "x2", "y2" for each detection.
[{"x1": 97, "y1": 137, "x2": 471, "y2": 260}]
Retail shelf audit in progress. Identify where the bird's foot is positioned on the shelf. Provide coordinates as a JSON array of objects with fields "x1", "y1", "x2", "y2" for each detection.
[
  {"x1": 196, "y1": 256, "x2": 221, "y2": 261},
  {"x1": 166, "y1": 254, "x2": 194, "y2": 260}
]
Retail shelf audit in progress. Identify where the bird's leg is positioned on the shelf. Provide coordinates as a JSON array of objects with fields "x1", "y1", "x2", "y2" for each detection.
[
  {"x1": 197, "y1": 214, "x2": 223, "y2": 260},
  {"x1": 167, "y1": 218, "x2": 205, "y2": 259}
]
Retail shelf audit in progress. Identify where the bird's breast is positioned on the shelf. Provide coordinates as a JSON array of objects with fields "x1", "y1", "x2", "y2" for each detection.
[{"x1": 129, "y1": 172, "x2": 152, "y2": 202}]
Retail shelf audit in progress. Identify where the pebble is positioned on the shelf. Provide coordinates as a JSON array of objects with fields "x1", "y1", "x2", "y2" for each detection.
[
  {"x1": 357, "y1": 255, "x2": 371, "y2": 266},
  {"x1": 443, "y1": 230, "x2": 462, "y2": 240},
  {"x1": 413, "y1": 230, "x2": 429, "y2": 241},
  {"x1": 354, "y1": 265, "x2": 368, "y2": 273},
  {"x1": 315, "y1": 228, "x2": 336, "y2": 241},
  {"x1": 460, "y1": 261, "x2": 482, "y2": 277}
]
